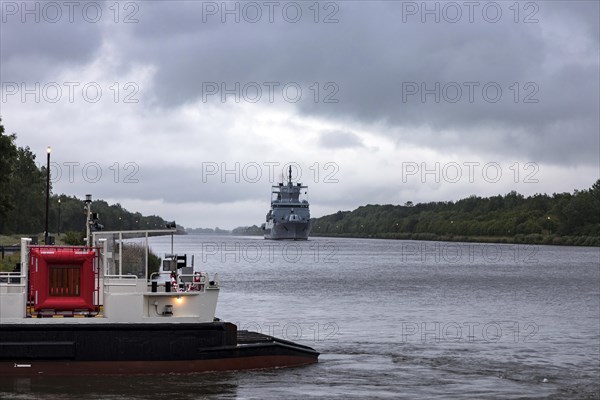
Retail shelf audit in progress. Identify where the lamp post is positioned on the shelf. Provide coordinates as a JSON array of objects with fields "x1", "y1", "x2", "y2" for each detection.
[
  {"x1": 84, "y1": 194, "x2": 92, "y2": 247},
  {"x1": 44, "y1": 146, "x2": 51, "y2": 244},
  {"x1": 57, "y1": 198, "x2": 61, "y2": 237}
]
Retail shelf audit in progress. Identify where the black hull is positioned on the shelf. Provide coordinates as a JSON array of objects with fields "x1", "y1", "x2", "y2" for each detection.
[{"x1": 0, "y1": 322, "x2": 318, "y2": 375}]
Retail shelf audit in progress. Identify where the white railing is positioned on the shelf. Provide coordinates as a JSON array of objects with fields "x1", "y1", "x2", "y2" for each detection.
[
  {"x1": 103, "y1": 274, "x2": 138, "y2": 286},
  {"x1": 0, "y1": 272, "x2": 25, "y2": 286}
]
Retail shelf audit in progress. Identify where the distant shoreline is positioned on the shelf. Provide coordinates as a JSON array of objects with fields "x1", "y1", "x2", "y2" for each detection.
[
  {"x1": 191, "y1": 231, "x2": 598, "y2": 247},
  {"x1": 310, "y1": 232, "x2": 599, "y2": 247}
]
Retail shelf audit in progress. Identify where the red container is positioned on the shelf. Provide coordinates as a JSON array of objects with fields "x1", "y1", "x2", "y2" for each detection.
[{"x1": 29, "y1": 247, "x2": 96, "y2": 311}]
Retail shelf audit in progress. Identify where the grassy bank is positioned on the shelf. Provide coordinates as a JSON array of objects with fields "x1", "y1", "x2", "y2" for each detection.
[
  {"x1": 1, "y1": 235, "x2": 26, "y2": 272},
  {"x1": 0, "y1": 234, "x2": 25, "y2": 246},
  {"x1": 0, "y1": 233, "x2": 71, "y2": 246},
  {"x1": 0, "y1": 252, "x2": 20, "y2": 272}
]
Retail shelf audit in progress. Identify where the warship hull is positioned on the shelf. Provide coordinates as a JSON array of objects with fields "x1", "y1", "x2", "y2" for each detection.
[
  {"x1": 264, "y1": 221, "x2": 311, "y2": 240},
  {"x1": 263, "y1": 166, "x2": 311, "y2": 241}
]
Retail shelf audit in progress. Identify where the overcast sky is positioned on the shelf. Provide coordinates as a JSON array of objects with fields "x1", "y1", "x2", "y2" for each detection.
[{"x1": 1, "y1": 1, "x2": 598, "y2": 229}]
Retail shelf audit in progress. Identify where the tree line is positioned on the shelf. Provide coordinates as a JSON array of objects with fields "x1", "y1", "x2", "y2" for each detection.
[
  {"x1": 311, "y1": 181, "x2": 600, "y2": 246},
  {"x1": 3, "y1": 118, "x2": 598, "y2": 246},
  {"x1": 0, "y1": 118, "x2": 169, "y2": 237}
]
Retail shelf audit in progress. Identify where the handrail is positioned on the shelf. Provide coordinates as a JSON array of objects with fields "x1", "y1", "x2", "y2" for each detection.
[
  {"x1": 149, "y1": 272, "x2": 163, "y2": 282},
  {"x1": 103, "y1": 274, "x2": 138, "y2": 286},
  {"x1": 0, "y1": 271, "x2": 25, "y2": 285},
  {"x1": 148, "y1": 272, "x2": 208, "y2": 282},
  {"x1": 104, "y1": 274, "x2": 138, "y2": 279}
]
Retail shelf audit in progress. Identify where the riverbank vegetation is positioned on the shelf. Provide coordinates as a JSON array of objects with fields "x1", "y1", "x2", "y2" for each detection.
[{"x1": 312, "y1": 180, "x2": 600, "y2": 246}]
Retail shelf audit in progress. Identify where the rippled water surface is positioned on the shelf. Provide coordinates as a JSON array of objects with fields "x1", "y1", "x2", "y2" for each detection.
[{"x1": 2, "y1": 236, "x2": 599, "y2": 399}]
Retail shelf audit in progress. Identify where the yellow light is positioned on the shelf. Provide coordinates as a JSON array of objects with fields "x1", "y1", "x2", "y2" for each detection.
[
  {"x1": 47, "y1": 146, "x2": 52, "y2": 154},
  {"x1": 176, "y1": 295, "x2": 183, "y2": 304}
]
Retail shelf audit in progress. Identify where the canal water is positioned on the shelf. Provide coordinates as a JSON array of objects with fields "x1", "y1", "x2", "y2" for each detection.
[{"x1": 1, "y1": 236, "x2": 598, "y2": 399}]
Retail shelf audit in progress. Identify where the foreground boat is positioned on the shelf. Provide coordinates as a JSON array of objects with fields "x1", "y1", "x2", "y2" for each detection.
[
  {"x1": 262, "y1": 166, "x2": 312, "y2": 240},
  {"x1": 0, "y1": 228, "x2": 318, "y2": 375}
]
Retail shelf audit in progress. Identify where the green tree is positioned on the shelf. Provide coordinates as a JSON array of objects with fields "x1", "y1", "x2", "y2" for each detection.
[
  {"x1": 2, "y1": 146, "x2": 47, "y2": 233},
  {"x1": 0, "y1": 118, "x2": 18, "y2": 224},
  {"x1": 63, "y1": 231, "x2": 85, "y2": 245},
  {"x1": 310, "y1": 181, "x2": 600, "y2": 246}
]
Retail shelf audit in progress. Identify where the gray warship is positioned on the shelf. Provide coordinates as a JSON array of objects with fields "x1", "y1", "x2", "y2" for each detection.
[{"x1": 262, "y1": 166, "x2": 311, "y2": 240}]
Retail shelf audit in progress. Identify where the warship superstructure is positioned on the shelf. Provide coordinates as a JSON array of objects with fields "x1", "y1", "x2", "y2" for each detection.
[{"x1": 262, "y1": 166, "x2": 311, "y2": 240}]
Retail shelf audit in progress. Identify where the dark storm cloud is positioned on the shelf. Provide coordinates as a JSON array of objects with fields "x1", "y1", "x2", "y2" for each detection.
[
  {"x1": 2, "y1": 1, "x2": 598, "y2": 168},
  {"x1": 96, "y1": 1, "x2": 597, "y2": 167}
]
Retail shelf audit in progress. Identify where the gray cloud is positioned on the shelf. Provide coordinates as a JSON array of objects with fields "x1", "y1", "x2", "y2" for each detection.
[
  {"x1": 318, "y1": 130, "x2": 364, "y2": 149},
  {"x1": 1, "y1": 0, "x2": 598, "y2": 228},
  {"x1": 97, "y1": 1, "x2": 598, "y2": 166},
  {"x1": 1, "y1": 2, "x2": 104, "y2": 82}
]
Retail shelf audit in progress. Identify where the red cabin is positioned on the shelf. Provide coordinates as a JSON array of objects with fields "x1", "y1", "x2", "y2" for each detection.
[{"x1": 29, "y1": 246, "x2": 98, "y2": 312}]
